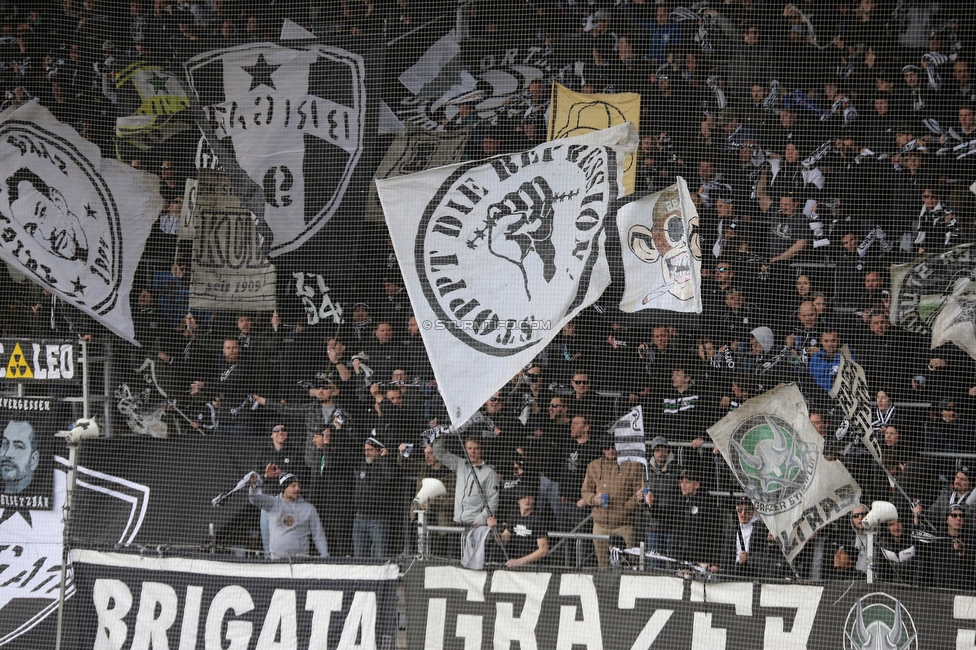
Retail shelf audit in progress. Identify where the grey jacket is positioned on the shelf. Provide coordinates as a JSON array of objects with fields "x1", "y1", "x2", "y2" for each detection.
[
  {"x1": 433, "y1": 437, "x2": 499, "y2": 526},
  {"x1": 249, "y1": 478, "x2": 329, "y2": 559}
]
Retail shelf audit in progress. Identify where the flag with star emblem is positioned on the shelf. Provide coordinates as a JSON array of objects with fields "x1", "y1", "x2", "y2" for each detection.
[
  {"x1": 114, "y1": 61, "x2": 192, "y2": 151},
  {"x1": 184, "y1": 40, "x2": 377, "y2": 257},
  {"x1": 0, "y1": 101, "x2": 164, "y2": 345}
]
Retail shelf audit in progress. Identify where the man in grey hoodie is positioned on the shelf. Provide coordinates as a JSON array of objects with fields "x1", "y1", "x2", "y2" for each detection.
[
  {"x1": 433, "y1": 436, "x2": 499, "y2": 568},
  {"x1": 249, "y1": 472, "x2": 329, "y2": 559}
]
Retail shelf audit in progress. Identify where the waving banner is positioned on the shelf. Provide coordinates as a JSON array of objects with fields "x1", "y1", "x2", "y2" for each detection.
[
  {"x1": 0, "y1": 101, "x2": 164, "y2": 344},
  {"x1": 113, "y1": 61, "x2": 192, "y2": 151},
  {"x1": 708, "y1": 383, "x2": 861, "y2": 561},
  {"x1": 185, "y1": 41, "x2": 373, "y2": 257},
  {"x1": 377, "y1": 123, "x2": 637, "y2": 426},
  {"x1": 548, "y1": 83, "x2": 640, "y2": 195},
  {"x1": 930, "y1": 295, "x2": 976, "y2": 360},
  {"x1": 188, "y1": 170, "x2": 276, "y2": 311},
  {"x1": 889, "y1": 243, "x2": 975, "y2": 334},
  {"x1": 617, "y1": 177, "x2": 702, "y2": 313},
  {"x1": 608, "y1": 405, "x2": 646, "y2": 466}
]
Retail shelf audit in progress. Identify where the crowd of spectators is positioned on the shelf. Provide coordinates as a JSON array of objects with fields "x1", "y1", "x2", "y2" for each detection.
[{"x1": 3, "y1": 0, "x2": 976, "y2": 582}]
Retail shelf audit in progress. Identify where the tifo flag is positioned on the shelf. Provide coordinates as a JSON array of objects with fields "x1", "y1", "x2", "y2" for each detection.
[
  {"x1": 114, "y1": 62, "x2": 192, "y2": 151},
  {"x1": 829, "y1": 345, "x2": 888, "y2": 468},
  {"x1": 616, "y1": 177, "x2": 702, "y2": 313},
  {"x1": 547, "y1": 83, "x2": 639, "y2": 195},
  {"x1": 708, "y1": 383, "x2": 861, "y2": 562},
  {"x1": 889, "y1": 243, "x2": 975, "y2": 334},
  {"x1": 377, "y1": 123, "x2": 637, "y2": 426},
  {"x1": 930, "y1": 295, "x2": 976, "y2": 361},
  {"x1": 609, "y1": 406, "x2": 646, "y2": 466},
  {"x1": 0, "y1": 101, "x2": 164, "y2": 344}
]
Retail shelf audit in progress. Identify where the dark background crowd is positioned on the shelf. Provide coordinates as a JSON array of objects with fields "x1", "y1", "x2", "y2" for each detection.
[{"x1": 2, "y1": 0, "x2": 976, "y2": 585}]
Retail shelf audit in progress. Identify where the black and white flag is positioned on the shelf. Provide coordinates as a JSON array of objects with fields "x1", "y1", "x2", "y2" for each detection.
[
  {"x1": 617, "y1": 178, "x2": 702, "y2": 313},
  {"x1": 0, "y1": 101, "x2": 164, "y2": 344},
  {"x1": 377, "y1": 123, "x2": 637, "y2": 426},
  {"x1": 708, "y1": 384, "x2": 861, "y2": 561},
  {"x1": 366, "y1": 126, "x2": 470, "y2": 223},
  {"x1": 608, "y1": 406, "x2": 646, "y2": 466},
  {"x1": 184, "y1": 41, "x2": 372, "y2": 257},
  {"x1": 828, "y1": 346, "x2": 887, "y2": 467},
  {"x1": 889, "y1": 243, "x2": 975, "y2": 334},
  {"x1": 188, "y1": 170, "x2": 277, "y2": 311},
  {"x1": 930, "y1": 295, "x2": 976, "y2": 361}
]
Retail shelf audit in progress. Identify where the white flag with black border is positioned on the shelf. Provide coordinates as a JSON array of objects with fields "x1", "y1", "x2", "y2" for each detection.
[
  {"x1": 617, "y1": 177, "x2": 702, "y2": 313},
  {"x1": 707, "y1": 383, "x2": 861, "y2": 562},
  {"x1": 377, "y1": 123, "x2": 637, "y2": 426},
  {"x1": 0, "y1": 101, "x2": 164, "y2": 344},
  {"x1": 609, "y1": 405, "x2": 646, "y2": 466}
]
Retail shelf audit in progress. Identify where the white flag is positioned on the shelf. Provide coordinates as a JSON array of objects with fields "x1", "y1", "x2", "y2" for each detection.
[
  {"x1": 930, "y1": 295, "x2": 976, "y2": 361},
  {"x1": 0, "y1": 101, "x2": 164, "y2": 344},
  {"x1": 617, "y1": 177, "x2": 702, "y2": 313},
  {"x1": 609, "y1": 406, "x2": 646, "y2": 466},
  {"x1": 377, "y1": 123, "x2": 637, "y2": 426},
  {"x1": 707, "y1": 383, "x2": 861, "y2": 562}
]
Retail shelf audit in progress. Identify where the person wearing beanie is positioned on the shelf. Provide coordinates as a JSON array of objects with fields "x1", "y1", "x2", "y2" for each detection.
[
  {"x1": 248, "y1": 472, "x2": 328, "y2": 559},
  {"x1": 487, "y1": 476, "x2": 550, "y2": 568},
  {"x1": 580, "y1": 433, "x2": 648, "y2": 569},
  {"x1": 717, "y1": 496, "x2": 776, "y2": 578}
]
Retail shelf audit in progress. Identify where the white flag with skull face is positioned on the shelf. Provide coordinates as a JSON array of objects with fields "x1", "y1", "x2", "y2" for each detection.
[
  {"x1": 0, "y1": 101, "x2": 164, "y2": 344},
  {"x1": 377, "y1": 123, "x2": 637, "y2": 426},
  {"x1": 707, "y1": 383, "x2": 861, "y2": 562},
  {"x1": 617, "y1": 177, "x2": 702, "y2": 313}
]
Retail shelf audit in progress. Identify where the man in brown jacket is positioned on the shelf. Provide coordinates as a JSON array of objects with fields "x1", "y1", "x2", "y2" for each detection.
[{"x1": 581, "y1": 433, "x2": 651, "y2": 568}]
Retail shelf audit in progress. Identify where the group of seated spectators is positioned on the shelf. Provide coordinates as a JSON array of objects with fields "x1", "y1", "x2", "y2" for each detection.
[{"x1": 2, "y1": 0, "x2": 976, "y2": 584}]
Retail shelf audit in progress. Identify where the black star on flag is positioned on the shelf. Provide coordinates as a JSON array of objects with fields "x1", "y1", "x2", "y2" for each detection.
[
  {"x1": 72, "y1": 276, "x2": 87, "y2": 295},
  {"x1": 148, "y1": 71, "x2": 170, "y2": 95},
  {"x1": 0, "y1": 508, "x2": 31, "y2": 527},
  {"x1": 243, "y1": 54, "x2": 280, "y2": 92}
]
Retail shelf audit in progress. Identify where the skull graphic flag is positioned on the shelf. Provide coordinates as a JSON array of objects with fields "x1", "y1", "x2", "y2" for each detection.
[
  {"x1": 617, "y1": 177, "x2": 703, "y2": 313},
  {"x1": 708, "y1": 383, "x2": 861, "y2": 562},
  {"x1": 377, "y1": 123, "x2": 637, "y2": 426}
]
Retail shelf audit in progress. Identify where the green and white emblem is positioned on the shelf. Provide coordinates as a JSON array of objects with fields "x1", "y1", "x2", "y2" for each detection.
[{"x1": 728, "y1": 413, "x2": 818, "y2": 507}]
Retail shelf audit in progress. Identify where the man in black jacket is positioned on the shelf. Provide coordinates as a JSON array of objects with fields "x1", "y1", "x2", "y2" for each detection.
[{"x1": 351, "y1": 436, "x2": 394, "y2": 558}]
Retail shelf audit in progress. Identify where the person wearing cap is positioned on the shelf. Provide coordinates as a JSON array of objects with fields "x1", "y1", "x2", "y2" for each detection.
[
  {"x1": 350, "y1": 301, "x2": 374, "y2": 341},
  {"x1": 248, "y1": 472, "x2": 328, "y2": 559},
  {"x1": 717, "y1": 496, "x2": 776, "y2": 578},
  {"x1": 920, "y1": 467, "x2": 976, "y2": 523},
  {"x1": 580, "y1": 433, "x2": 648, "y2": 569},
  {"x1": 644, "y1": 436, "x2": 677, "y2": 562},
  {"x1": 486, "y1": 476, "x2": 550, "y2": 568},
  {"x1": 352, "y1": 435, "x2": 394, "y2": 558},
  {"x1": 254, "y1": 423, "x2": 298, "y2": 556},
  {"x1": 666, "y1": 467, "x2": 721, "y2": 571},
  {"x1": 916, "y1": 502, "x2": 976, "y2": 589}
]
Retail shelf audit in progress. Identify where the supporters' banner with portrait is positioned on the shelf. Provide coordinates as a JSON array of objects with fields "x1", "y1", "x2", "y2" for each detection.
[
  {"x1": 707, "y1": 383, "x2": 861, "y2": 561},
  {"x1": 548, "y1": 83, "x2": 639, "y2": 195},
  {"x1": 930, "y1": 295, "x2": 976, "y2": 361},
  {"x1": 0, "y1": 403, "x2": 55, "y2": 514},
  {"x1": 188, "y1": 170, "x2": 277, "y2": 311},
  {"x1": 608, "y1": 406, "x2": 646, "y2": 466},
  {"x1": 377, "y1": 124, "x2": 637, "y2": 426},
  {"x1": 829, "y1": 345, "x2": 888, "y2": 468},
  {"x1": 113, "y1": 62, "x2": 192, "y2": 151},
  {"x1": 68, "y1": 551, "x2": 398, "y2": 650},
  {"x1": 395, "y1": 30, "x2": 551, "y2": 132},
  {"x1": 0, "y1": 339, "x2": 78, "y2": 384},
  {"x1": 616, "y1": 178, "x2": 702, "y2": 314},
  {"x1": 185, "y1": 41, "x2": 375, "y2": 257},
  {"x1": 366, "y1": 126, "x2": 470, "y2": 223},
  {"x1": 0, "y1": 102, "x2": 164, "y2": 345},
  {"x1": 889, "y1": 242, "x2": 976, "y2": 334},
  {"x1": 405, "y1": 563, "x2": 975, "y2": 649}
]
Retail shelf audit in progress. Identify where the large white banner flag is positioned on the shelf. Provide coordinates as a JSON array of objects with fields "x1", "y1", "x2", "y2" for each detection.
[
  {"x1": 0, "y1": 101, "x2": 164, "y2": 344},
  {"x1": 707, "y1": 383, "x2": 861, "y2": 562},
  {"x1": 617, "y1": 177, "x2": 702, "y2": 313},
  {"x1": 378, "y1": 123, "x2": 637, "y2": 426}
]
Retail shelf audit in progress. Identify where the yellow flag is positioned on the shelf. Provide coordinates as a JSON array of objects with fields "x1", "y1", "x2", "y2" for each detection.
[
  {"x1": 547, "y1": 83, "x2": 640, "y2": 195},
  {"x1": 5, "y1": 343, "x2": 32, "y2": 379}
]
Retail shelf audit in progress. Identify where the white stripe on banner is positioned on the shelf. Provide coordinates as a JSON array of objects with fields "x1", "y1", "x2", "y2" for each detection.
[
  {"x1": 69, "y1": 550, "x2": 399, "y2": 581},
  {"x1": 610, "y1": 405, "x2": 646, "y2": 466}
]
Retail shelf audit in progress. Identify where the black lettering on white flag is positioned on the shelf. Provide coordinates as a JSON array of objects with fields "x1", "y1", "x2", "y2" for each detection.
[
  {"x1": 189, "y1": 170, "x2": 276, "y2": 311},
  {"x1": 377, "y1": 123, "x2": 636, "y2": 426},
  {"x1": 0, "y1": 102, "x2": 164, "y2": 345},
  {"x1": 185, "y1": 42, "x2": 368, "y2": 257}
]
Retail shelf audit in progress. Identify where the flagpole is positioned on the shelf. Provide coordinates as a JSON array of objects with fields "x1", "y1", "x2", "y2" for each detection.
[{"x1": 450, "y1": 426, "x2": 509, "y2": 562}]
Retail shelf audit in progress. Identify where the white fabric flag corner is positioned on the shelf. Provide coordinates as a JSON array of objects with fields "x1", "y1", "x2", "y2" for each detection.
[
  {"x1": 0, "y1": 101, "x2": 164, "y2": 344},
  {"x1": 378, "y1": 122, "x2": 638, "y2": 426},
  {"x1": 707, "y1": 383, "x2": 861, "y2": 562},
  {"x1": 930, "y1": 295, "x2": 976, "y2": 361},
  {"x1": 617, "y1": 176, "x2": 702, "y2": 313}
]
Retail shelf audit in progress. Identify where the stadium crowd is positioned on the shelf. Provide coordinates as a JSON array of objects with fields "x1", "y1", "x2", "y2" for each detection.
[{"x1": 2, "y1": 0, "x2": 976, "y2": 583}]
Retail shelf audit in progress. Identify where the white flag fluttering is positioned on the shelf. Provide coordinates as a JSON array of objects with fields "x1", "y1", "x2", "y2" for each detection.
[
  {"x1": 0, "y1": 101, "x2": 164, "y2": 344},
  {"x1": 609, "y1": 406, "x2": 646, "y2": 466},
  {"x1": 930, "y1": 295, "x2": 976, "y2": 361},
  {"x1": 378, "y1": 123, "x2": 638, "y2": 426},
  {"x1": 617, "y1": 177, "x2": 702, "y2": 313},
  {"x1": 707, "y1": 383, "x2": 861, "y2": 562}
]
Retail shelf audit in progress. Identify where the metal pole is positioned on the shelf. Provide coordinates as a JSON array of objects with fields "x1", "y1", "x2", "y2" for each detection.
[
  {"x1": 80, "y1": 341, "x2": 89, "y2": 419},
  {"x1": 866, "y1": 530, "x2": 874, "y2": 584},
  {"x1": 450, "y1": 428, "x2": 509, "y2": 561},
  {"x1": 54, "y1": 441, "x2": 80, "y2": 650}
]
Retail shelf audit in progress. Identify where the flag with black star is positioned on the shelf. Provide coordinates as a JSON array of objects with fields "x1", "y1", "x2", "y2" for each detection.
[{"x1": 113, "y1": 61, "x2": 192, "y2": 150}]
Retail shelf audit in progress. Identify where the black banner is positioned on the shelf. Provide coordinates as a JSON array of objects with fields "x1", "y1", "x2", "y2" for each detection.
[
  {"x1": 405, "y1": 562, "x2": 975, "y2": 649},
  {"x1": 68, "y1": 551, "x2": 398, "y2": 650},
  {"x1": 0, "y1": 339, "x2": 79, "y2": 384}
]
